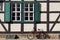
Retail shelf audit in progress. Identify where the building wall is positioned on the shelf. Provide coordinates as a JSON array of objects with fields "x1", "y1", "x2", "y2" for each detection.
[
  {"x1": 0, "y1": 1, "x2": 60, "y2": 32},
  {"x1": 11, "y1": 24, "x2": 21, "y2": 32}
]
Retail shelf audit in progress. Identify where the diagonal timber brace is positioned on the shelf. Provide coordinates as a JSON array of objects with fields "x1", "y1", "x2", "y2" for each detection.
[
  {"x1": 50, "y1": 14, "x2": 60, "y2": 31},
  {"x1": 0, "y1": 20, "x2": 8, "y2": 32}
]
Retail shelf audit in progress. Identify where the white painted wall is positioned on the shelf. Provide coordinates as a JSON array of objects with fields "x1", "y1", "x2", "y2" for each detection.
[
  {"x1": 49, "y1": 13, "x2": 59, "y2": 21},
  {"x1": 11, "y1": 24, "x2": 21, "y2": 32},
  {"x1": 50, "y1": 3, "x2": 60, "y2": 11},
  {"x1": 37, "y1": 0, "x2": 60, "y2": 1},
  {"x1": 0, "y1": 23, "x2": 8, "y2": 32},
  {"x1": 24, "y1": 24, "x2": 34, "y2": 32},
  {"x1": 0, "y1": 14, "x2": 4, "y2": 22},
  {"x1": 0, "y1": 2, "x2": 4, "y2": 11},
  {"x1": 41, "y1": 13, "x2": 47, "y2": 21},
  {"x1": 49, "y1": 23, "x2": 60, "y2": 31},
  {"x1": 40, "y1": 3, "x2": 47, "y2": 11},
  {"x1": 0, "y1": 2, "x2": 60, "y2": 32},
  {"x1": 37, "y1": 24, "x2": 47, "y2": 31},
  {"x1": 4, "y1": 23, "x2": 8, "y2": 31},
  {"x1": 58, "y1": 17, "x2": 60, "y2": 21},
  {"x1": 50, "y1": 0, "x2": 60, "y2": 1}
]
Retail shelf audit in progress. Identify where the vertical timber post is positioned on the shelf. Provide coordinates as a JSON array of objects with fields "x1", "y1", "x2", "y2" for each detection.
[
  {"x1": 47, "y1": 0, "x2": 49, "y2": 32},
  {"x1": 21, "y1": 23, "x2": 24, "y2": 33},
  {"x1": 8, "y1": 23, "x2": 10, "y2": 32}
]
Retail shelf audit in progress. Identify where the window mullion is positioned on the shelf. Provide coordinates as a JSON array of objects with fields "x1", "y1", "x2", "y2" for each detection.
[
  {"x1": 33, "y1": 4, "x2": 34, "y2": 21},
  {"x1": 28, "y1": 4, "x2": 30, "y2": 21},
  {"x1": 15, "y1": 3, "x2": 17, "y2": 21},
  {"x1": 20, "y1": 4, "x2": 21, "y2": 21}
]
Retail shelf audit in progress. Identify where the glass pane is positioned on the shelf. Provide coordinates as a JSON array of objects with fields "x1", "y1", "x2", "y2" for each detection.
[
  {"x1": 12, "y1": 8, "x2": 15, "y2": 11},
  {"x1": 25, "y1": 13, "x2": 28, "y2": 16},
  {"x1": 17, "y1": 17, "x2": 20, "y2": 20},
  {"x1": 30, "y1": 13, "x2": 33, "y2": 16},
  {"x1": 30, "y1": 8, "x2": 33, "y2": 11},
  {"x1": 12, "y1": 17, "x2": 15, "y2": 20},
  {"x1": 17, "y1": 13, "x2": 20, "y2": 16},
  {"x1": 30, "y1": 17, "x2": 33, "y2": 20},
  {"x1": 30, "y1": 4, "x2": 33, "y2": 7},
  {"x1": 17, "y1": 4, "x2": 20, "y2": 7},
  {"x1": 25, "y1": 17, "x2": 28, "y2": 20},
  {"x1": 17, "y1": 8, "x2": 20, "y2": 11},
  {"x1": 12, "y1": 13, "x2": 15, "y2": 16},
  {"x1": 25, "y1": 8, "x2": 28, "y2": 11},
  {"x1": 25, "y1": 4, "x2": 28, "y2": 7}
]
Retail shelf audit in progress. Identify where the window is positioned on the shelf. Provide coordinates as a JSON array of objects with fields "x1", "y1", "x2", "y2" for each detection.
[
  {"x1": 24, "y1": 3, "x2": 34, "y2": 21},
  {"x1": 11, "y1": 3, "x2": 34, "y2": 22},
  {"x1": 11, "y1": 3, "x2": 21, "y2": 22},
  {"x1": 0, "y1": 3, "x2": 3, "y2": 11},
  {"x1": 5, "y1": 2, "x2": 40, "y2": 22}
]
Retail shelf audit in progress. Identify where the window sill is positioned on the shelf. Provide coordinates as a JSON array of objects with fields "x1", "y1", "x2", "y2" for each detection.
[{"x1": 10, "y1": 21, "x2": 35, "y2": 23}]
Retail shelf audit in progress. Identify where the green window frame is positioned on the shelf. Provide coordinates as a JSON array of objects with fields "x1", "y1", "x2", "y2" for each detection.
[{"x1": 4, "y1": 2, "x2": 40, "y2": 23}]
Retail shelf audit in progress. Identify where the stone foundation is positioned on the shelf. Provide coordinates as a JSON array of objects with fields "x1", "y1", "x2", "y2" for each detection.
[{"x1": 0, "y1": 33, "x2": 59, "y2": 39}]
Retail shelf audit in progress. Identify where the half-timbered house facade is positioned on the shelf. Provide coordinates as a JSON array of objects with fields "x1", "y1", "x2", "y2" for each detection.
[{"x1": 0, "y1": 0, "x2": 60, "y2": 39}]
